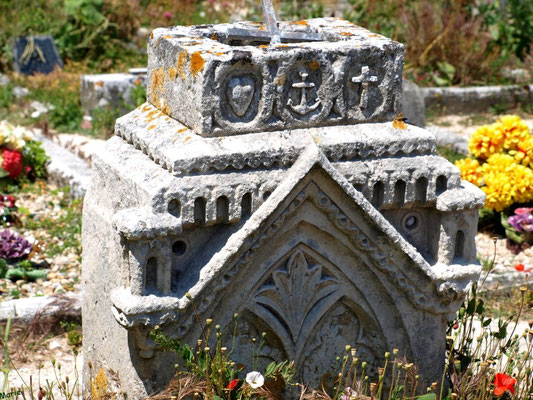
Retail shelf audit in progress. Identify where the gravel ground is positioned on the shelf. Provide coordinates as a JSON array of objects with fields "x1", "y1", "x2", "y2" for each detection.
[
  {"x1": 475, "y1": 231, "x2": 533, "y2": 271},
  {"x1": 0, "y1": 182, "x2": 82, "y2": 301},
  {"x1": 6, "y1": 334, "x2": 83, "y2": 399}
]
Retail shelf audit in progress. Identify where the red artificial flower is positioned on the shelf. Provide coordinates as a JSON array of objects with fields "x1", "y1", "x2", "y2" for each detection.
[
  {"x1": 1, "y1": 149, "x2": 23, "y2": 179},
  {"x1": 494, "y1": 373, "x2": 516, "y2": 396},
  {"x1": 1, "y1": 195, "x2": 15, "y2": 208},
  {"x1": 227, "y1": 379, "x2": 239, "y2": 390},
  {"x1": 515, "y1": 264, "x2": 532, "y2": 273}
]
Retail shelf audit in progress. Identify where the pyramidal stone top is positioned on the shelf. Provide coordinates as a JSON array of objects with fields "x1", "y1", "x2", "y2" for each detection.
[{"x1": 147, "y1": 18, "x2": 404, "y2": 137}]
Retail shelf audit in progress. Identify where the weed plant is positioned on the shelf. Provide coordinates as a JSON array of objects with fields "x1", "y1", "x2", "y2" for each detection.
[
  {"x1": 344, "y1": 0, "x2": 532, "y2": 86},
  {"x1": 149, "y1": 300, "x2": 296, "y2": 400}
]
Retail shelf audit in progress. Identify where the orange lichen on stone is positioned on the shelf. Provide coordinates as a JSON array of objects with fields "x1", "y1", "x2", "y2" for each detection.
[
  {"x1": 210, "y1": 33, "x2": 218, "y2": 40},
  {"x1": 190, "y1": 52, "x2": 205, "y2": 76},
  {"x1": 277, "y1": 44, "x2": 289, "y2": 48},
  {"x1": 369, "y1": 34, "x2": 381, "y2": 38},
  {"x1": 291, "y1": 20, "x2": 309, "y2": 26},
  {"x1": 163, "y1": 35, "x2": 173, "y2": 39},
  {"x1": 95, "y1": 81, "x2": 104, "y2": 87},
  {"x1": 165, "y1": 117, "x2": 170, "y2": 121},
  {"x1": 184, "y1": 136, "x2": 192, "y2": 143},
  {"x1": 177, "y1": 128, "x2": 188, "y2": 133},
  {"x1": 150, "y1": 68, "x2": 165, "y2": 105},
  {"x1": 259, "y1": 44, "x2": 268, "y2": 49},
  {"x1": 141, "y1": 104, "x2": 152, "y2": 113},
  {"x1": 340, "y1": 32, "x2": 353, "y2": 36},
  {"x1": 148, "y1": 124, "x2": 157, "y2": 130},
  {"x1": 168, "y1": 67, "x2": 177, "y2": 80},
  {"x1": 151, "y1": 68, "x2": 164, "y2": 90},
  {"x1": 177, "y1": 51, "x2": 188, "y2": 80},
  {"x1": 259, "y1": 26, "x2": 266, "y2": 31},
  {"x1": 215, "y1": 52, "x2": 224, "y2": 56},
  {"x1": 308, "y1": 61, "x2": 319, "y2": 71},
  {"x1": 150, "y1": 67, "x2": 165, "y2": 105},
  {"x1": 145, "y1": 110, "x2": 158, "y2": 119},
  {"x1": 161, "y1": 102, "x2": 171, "y2": 115},
  {"x1": 150, "y1": 31, "x2": 154, "y2": 39}
]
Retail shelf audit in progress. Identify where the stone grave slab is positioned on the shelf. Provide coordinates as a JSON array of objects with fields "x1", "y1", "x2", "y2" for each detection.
[
  {"x1": 80, "y1": 72, "x2": 147, "y2": 114},
  {"x1": 13, "y1": 35, "x2": 63, "y2": 75}
]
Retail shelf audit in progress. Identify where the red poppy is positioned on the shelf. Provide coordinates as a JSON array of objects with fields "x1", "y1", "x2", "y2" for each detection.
[
  {"x1": 227, "y1": 379, "x2": 239, "y2": 390},
  {"x1": 494, "y1": 373, "x2": 516, "y2": 396},
  {"x1": 515, "y1": 264, "x2": 532, "y2": 273}
]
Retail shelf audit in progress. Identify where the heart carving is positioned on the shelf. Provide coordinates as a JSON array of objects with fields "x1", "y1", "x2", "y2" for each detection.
[{"x1": 226, "y1": 76, "x2": 255, "y2": 117}]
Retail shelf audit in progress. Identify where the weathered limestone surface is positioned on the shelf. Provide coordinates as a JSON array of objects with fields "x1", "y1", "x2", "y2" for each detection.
[
  {"x1": 80, "y1": 70, "x2": 146, "y2": 114},
  {"x1": 83, "y1": 18, "x2": 485, "y2": 399},
  {"x1": 147, "y1": 18, "x2": 403, "y2": 136}
]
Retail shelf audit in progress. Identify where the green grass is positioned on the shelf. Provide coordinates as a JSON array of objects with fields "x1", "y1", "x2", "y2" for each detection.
[
  {"x1": 436, "y1": 145, "x2": 466, "y2": 164},
  {"x1": 20, "y1": 184, "x2": 82, "y2": 261},
  {"x1": 479, "y1": 287, "x2": 533, "y2": 320}
]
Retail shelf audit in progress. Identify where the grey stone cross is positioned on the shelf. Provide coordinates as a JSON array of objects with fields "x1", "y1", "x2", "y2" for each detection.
[
  {"x1": 225, "y1": 0, "x2": 321, "y2": 43},
  {"x1": 351, "y1": 66, "x2": 378, "y2": 109},
  {"x1": 262, "y1": 0, "x2": 281, "y2": 44}
]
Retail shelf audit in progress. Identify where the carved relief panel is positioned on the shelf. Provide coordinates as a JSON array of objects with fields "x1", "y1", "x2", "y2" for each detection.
[{"x1": 221, "y1": 245, "x2": 388, "y2": 385}]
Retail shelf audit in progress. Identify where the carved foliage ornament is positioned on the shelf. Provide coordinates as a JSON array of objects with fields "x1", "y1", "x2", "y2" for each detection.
[{"x1": 254, "y1": 249, "x2": 337, "y2": 345}]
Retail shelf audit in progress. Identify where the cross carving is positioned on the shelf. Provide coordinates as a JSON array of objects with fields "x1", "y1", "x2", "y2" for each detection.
[{"x1": 351, "y1": 66, "x2": 378, "y2": 109}]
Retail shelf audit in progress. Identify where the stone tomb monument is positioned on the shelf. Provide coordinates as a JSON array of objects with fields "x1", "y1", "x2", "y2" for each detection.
[{"x1": 82, "y1": 17, "x2": 485, "y2": 398}]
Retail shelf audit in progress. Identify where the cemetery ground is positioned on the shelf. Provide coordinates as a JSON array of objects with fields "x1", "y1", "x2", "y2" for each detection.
[{"x1": 0, "y1": 0, "x2": 532, "y2": 398}]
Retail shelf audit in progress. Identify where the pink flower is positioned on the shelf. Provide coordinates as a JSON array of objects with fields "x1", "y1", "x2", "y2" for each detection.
[
  {"x1": 164, "y1": 11, "x2": 173, "y2": 20},
  {"x1": 514, "y1": 207, "x2": 533, "y2": 215}
]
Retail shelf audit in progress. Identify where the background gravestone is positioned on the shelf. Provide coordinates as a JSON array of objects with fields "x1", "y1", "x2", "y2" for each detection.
[
  {"x1": 401, "y1": 78, "x2": 425, "y2": 127},
  {"x1": 13, "y1": 35, "x2": 63, "y2": 75}
]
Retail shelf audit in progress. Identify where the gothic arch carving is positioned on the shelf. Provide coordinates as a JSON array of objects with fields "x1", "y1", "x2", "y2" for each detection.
[{"x1": 216, "y1": 237, "x2": 407, "y2": 386}]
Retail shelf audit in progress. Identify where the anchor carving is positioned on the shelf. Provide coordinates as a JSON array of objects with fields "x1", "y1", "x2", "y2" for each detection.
[{"x1": 287, "y1": 70, "x2": 321, "y2": 116}]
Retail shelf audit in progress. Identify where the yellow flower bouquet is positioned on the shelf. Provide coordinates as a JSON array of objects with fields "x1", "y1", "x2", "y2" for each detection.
[
  {"x1": 455, "y1": 115, "x2": 533, "y2": 249},
  {"x1": 455, "y1": 115, "x2": 533, "y2": 212}
]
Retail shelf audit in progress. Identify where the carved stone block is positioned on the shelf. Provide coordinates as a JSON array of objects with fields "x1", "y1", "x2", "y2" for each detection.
[
  {"x1": 82, "y1": 18, "x2": 484, "y2": 400},
  {"x1": 147, "y1": 18, "x2": 403, "y2": 136}
]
